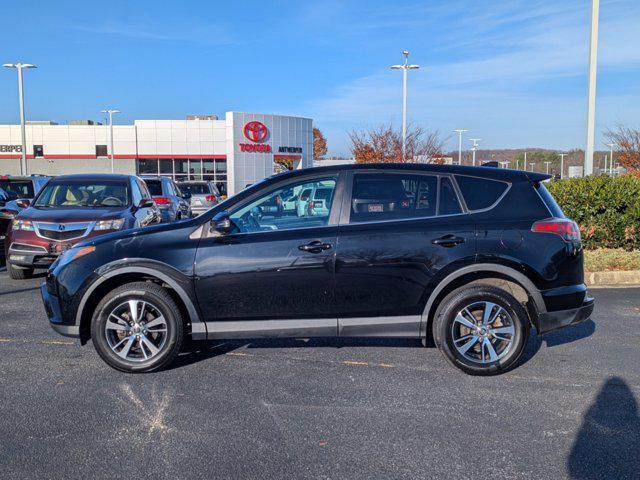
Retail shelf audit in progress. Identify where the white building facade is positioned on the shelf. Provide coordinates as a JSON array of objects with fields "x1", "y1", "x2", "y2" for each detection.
[{"x1": 0, "y1": 112, "x2": 313, "y2": 196}]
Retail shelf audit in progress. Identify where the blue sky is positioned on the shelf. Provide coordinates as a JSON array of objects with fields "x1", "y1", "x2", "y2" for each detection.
[{"x1": 1, "y1": 0, "x2": 638, "y2": 156}]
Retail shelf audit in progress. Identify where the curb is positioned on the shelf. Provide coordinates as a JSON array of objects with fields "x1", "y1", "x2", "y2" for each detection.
[{"x1": 585, "y1": 270, "x2": 640, "y2": 287}]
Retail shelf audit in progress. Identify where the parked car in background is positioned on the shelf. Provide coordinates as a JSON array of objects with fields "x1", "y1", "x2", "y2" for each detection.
[
  {"x1": 141, "y1": 176, "x2": 191, "y2": 222},
  {"x1": 0, "y1": 175, "x2": 51, "y2": 252},
  {"x1": 307, "y1": 185, "x2": 334, "y2": 217},
  {"x1": 5, "y1": 174, "x2": 159, "y2": 279},
  {"x1": 42, "y1": 163, "x2": 593, "y2": 375},
  {"x1": 177, "y1": 181, "x2": 221, "y2": 216}
]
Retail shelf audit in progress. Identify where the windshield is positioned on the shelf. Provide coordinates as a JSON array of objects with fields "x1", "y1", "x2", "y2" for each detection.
[
  {"x1": 34, "y1": 181, "x2": 130, "y2": 208},
  {"x1": 180, "y1": 183, "x2": 210, "y2": 195},
  {"x1": 0, "y1": 180, "x2": 34, "y2": 199}
]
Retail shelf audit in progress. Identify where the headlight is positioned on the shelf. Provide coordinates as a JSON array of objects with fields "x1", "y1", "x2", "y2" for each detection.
[
  {"x1": 94, "y1": 219, "x2": 125, "y2": 231},
  {"x1": 11, "y1": 219, "x2": 34, "y2": 231}
]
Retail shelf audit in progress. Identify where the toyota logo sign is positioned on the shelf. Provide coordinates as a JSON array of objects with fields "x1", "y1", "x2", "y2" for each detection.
[{"x1": 243, "y1": 121, "x2": 268, "y2": 143}]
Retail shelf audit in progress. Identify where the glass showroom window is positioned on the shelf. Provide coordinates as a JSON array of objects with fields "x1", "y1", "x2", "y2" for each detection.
[{"x1": 138, "y1": 158, "x2": 159, "y2": 175}]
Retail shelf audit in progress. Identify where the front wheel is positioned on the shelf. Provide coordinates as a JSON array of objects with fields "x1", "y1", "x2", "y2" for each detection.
[
  {"x1": 91, "y1": 282, "x2": 184, "y2": 373},
  {"x1": 8, "y1": 261, "x2": 33, "y2": 280},
  {"x1": 433, "y1": 285, "x2": 530, "y2": 376}
]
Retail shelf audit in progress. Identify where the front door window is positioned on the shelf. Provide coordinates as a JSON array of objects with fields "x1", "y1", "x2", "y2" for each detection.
[{"x1": 229, "y1": 177, "x2": 337, "y2": 233}]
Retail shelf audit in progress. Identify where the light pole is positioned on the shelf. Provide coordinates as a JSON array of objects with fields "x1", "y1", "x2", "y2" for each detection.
[
  {"x1": 390, "y1": 51, "x2": 420, "y2": 161},
  {"x1": 530, "y1": 162, "x2": 536, "y2": 172},
  {"x1": 453, "y1": 129, "x2": 468, "y2": 165},
  {"x1": 469, "y1": 138, "x2": 481, "y2": 166},
  {"x1": 558, "y1": 153, "x2": 567, "y2": 179},
  {"x1": 606, "y1": 143, "x2": 616, "y2": 175},
  {"x1": 585, "y1": 0, "x2": 600, "y2": 175},
  {"x1": 101, "y1": 109, "x2": 120, "y2": 173},
  {"x1": 3, "y1": 62, "x2": 37, "y2": 175},
  {"x1": 544, "y1": 161, "x2": 552, "y2": 174}
]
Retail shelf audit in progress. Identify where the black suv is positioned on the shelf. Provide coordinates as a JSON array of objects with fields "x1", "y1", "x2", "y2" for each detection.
[{"x1": 41, "y1": 164, "x2": 594, "y2": 375}]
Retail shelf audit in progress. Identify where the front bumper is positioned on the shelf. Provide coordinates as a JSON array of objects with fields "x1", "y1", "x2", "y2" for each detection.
[
  {"x1": 8, "y1": 245, "x2": 58, "y2": 269},
  {"x1": 536, "y1": 296, "x2": 595, "y2": 334},
  {"x1": 41, "y1": 282, "x2": 80, "y2": 338}
]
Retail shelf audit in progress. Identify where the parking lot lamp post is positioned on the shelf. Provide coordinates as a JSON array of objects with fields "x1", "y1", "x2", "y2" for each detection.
[
  {"x1": 469, "y1": 138, "x2": 481, "y2": 166},
  {"x1": 558, "y1": 153, "x2": 567, "y2": 179},
  {"x1": 585, "y1": 0, "x2": 600, "y2": 176},
  {"x1": 453, "y1": 129, "x2": 468, "y2": 165},
  {"x1": 390, "y1": 51, "x2": 419, "y2": 161},
  {"x1": 530, "y1": 162, "x2": 536, "y2": 172},
  {"x1": 606, "y1": 143, "x2": 616, "y2": 175},
  {"x1": 544, "y1": 161, "x2": 551, "y2": 174},
  {"x1": 101, "y1": 109, "x2": 120, "y2": 173},
  {"x1": 3, "y1": 63, "x2": 37, "y2": 175}
]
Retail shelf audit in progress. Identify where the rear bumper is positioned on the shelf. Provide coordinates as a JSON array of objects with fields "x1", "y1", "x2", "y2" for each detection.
[
  {"x1": 41, "y1": 282, "x2": 80, "y2": 338},
  {"x1": 536, "y1": 296, "x2": 595, "y2": 334}
]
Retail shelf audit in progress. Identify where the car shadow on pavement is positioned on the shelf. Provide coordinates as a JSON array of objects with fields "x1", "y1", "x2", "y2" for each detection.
[
  {"x1": 515, "y1": 319, "x2": 596, "y2": 368},
  {"x1": 0, "y1": 286, "x2": 41, "y2": 297},
  {"x1": 172, "y1": 322, "x2": 596, "y2": 371},
  {"x1": 567, "y1": 376, "x2": 639, "y2": 479},
  {"x1": 170, "y1": 337, "x2": 424, "y2": 370}
]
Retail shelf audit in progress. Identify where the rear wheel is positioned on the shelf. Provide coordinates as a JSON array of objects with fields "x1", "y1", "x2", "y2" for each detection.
[
  {"x1": 433, "y1": 285, "x2": 529, "y2": 376},
  {"x1": 8, "y1": 261, "x2": 33, "y2": 280},
  {"x1": 91, "y1": 282, "x2": 184, "y2": 373}
]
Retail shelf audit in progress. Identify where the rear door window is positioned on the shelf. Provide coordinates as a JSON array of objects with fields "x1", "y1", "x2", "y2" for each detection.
[
  {"x1": 454, "y1": 175, "x2": 509, "y2": 211},
  {"x1": 349, "y1": 173, "x2": 437, "y2": 223}
]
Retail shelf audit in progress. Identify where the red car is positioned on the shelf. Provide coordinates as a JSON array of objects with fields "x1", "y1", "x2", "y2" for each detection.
[{"x1": 5, "y1": 174, "x2": 160, "y2": 279}]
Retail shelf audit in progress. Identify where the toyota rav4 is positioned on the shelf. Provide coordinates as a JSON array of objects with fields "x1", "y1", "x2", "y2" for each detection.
[{"x1": 41, "y1": 164, "x2": 594, "y2": 375}]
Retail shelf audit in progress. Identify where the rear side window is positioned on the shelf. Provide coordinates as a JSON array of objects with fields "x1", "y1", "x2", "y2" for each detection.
[
  {"x1": 440, "y1": 177, "x2": 462, "y2": 215},
  {"x1": 535, "y1": 182, "x2": 564, "y2": 217},
  {"x1": 350, "y1": 173, "x2": 437, "y2": 223},
  {"x1": 455, "y1": 175, "x2": 508, "y2": 211}
]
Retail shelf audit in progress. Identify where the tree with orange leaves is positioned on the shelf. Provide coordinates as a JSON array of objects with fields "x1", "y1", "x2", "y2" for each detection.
[
  {"x1": 605, "y1": 124, "x2": 640, "y2": 171},
  {"x1": 349, "y1": 124, "x2": 444, "y2": 164}
]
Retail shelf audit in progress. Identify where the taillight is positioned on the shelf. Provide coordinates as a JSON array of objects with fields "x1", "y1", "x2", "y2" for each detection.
[
  {"x1": 531, "y1": 218, "x2": 581, "y2": 242},
  {"x1": 205, "y1": 195, "x2": 217, "y2": 202},
  {"x1": 309, "y1": 201, "x2": 315, "y2": 209},
  {"x1": 154, "y1": 197, "x2": 171, "y2": 205}
]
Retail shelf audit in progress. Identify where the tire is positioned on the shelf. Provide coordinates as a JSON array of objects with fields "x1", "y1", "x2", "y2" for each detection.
[
  {"x1": 432, "y1": 285, "x2": 530, "y2": 376},
  {"x1": 90, "y1": 282, "x2": 184, "y2": 373},
  {"x1": 8, "y1": 262, "x2": 33, "y2": 280}
]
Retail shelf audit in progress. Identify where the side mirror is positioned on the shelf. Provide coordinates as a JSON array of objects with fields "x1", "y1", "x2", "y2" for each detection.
[
  {"x1": 137, "y1": 199, "x2": 155, "y2": 209},
  {"x1": 16, "y1": 199, "x2": 30, "y2": 209},
  {"x1": 211, "y1": 211, "x2": 233, "y2": 235}
]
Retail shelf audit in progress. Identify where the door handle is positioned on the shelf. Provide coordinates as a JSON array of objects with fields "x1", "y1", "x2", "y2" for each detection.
[
  {"x1": 432, "y1": 235, "x2": 466, "y2": 248},
  {"x1": 299, "y1": 240, "x2": 333, "y2": 253}
]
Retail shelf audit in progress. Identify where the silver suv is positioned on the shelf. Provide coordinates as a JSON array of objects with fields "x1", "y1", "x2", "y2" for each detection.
[{"x1": 178, "y1": 181, "x2": 222, "y2": 216}]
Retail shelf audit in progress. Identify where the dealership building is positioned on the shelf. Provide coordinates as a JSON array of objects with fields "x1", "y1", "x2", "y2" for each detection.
[{"x1": 0, "y1": 112, "x2": 313, "y2": 195}]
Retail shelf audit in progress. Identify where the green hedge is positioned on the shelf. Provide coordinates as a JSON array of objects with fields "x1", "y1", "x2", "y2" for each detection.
[{"x1": 547, "y1": 175, "x2": 640, "y2": 251}]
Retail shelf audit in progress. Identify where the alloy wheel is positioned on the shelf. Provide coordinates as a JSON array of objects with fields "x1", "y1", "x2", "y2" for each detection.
[
  {"x1": 451, "y1": 301, "x2": 516, "y2": 364},
  {"x1": 104, "y1": 299, "x2": 168, "y2": 362}
]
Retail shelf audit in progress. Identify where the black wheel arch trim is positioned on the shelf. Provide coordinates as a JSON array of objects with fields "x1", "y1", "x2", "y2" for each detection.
[
  {"x1": 75, "y1": 261, "x2": 203, "y2": 332},
  {"x1": 420, "y1": 262, "x2": 546, "y2": 340}
]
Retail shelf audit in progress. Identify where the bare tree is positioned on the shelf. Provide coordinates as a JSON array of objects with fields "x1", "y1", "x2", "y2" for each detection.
[
  {"x1": 605, "y1": 123, "x2": 640, "y2": 171},
  {"x1": 349, "y1": 124, "x2": 444, "y2": 164}
]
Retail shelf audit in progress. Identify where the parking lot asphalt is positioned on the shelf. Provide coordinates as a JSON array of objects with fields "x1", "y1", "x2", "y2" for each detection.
[{"x1": 0, "y1": 263, "x2": 638, "y2": 480}]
